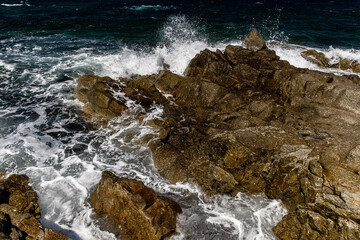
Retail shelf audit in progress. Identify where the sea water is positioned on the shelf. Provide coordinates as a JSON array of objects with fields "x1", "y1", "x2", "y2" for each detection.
[{"x1": 0, "y1": 1, "x2": 359, "y2": 239}]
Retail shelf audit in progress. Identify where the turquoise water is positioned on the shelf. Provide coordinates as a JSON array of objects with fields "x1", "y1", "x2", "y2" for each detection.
[{"x1": 0, "y1": 1, "x2": 359, "y2": 239}]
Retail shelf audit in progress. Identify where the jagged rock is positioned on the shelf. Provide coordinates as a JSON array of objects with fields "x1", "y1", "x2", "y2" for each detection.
[
  {"x1": 0, "y1": 174, "x2": 70, "y2": 240},
  {"x1": 244, "y1": 28, "x2": 267, "y2": 51},
  {"x1": 76, "y1": 75, "x2": 127, "y2": 119},
  {"x1": 77, "y1": 30, "x2": 360, "y2": 239},
  {"x1": 91, "y1": 171, "x2": 182, "y2": 240}
]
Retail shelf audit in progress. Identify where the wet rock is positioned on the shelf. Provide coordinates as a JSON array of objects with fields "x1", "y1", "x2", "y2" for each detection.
[
  {"x1": 301, "y1": 49, "x2": 330, "y2": 67},
  {"x1": 0, "y1": 174, "x2": 70, "y2": 240},
  {"x1": 77, "y1": 29, "x2": 360, "y2": 239},
  {"x1": 244, "y1": 28, "x2": 267, "y2": 51},
  {"x1": 301, "y1": 49, "x2": 360, "y2": 73},
  {"x1": 91, "y1": 171, "x2": 182, "y2": 240},
  {"x1": 333, "y1": 58, "x2": 360, "y2": 73},
  {"x1": 76, "y1": 75, "x2": 127, "y2": 119}
]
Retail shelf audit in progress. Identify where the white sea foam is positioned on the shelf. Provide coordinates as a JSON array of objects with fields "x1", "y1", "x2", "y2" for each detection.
[
  {"x1": 268, "y1": 42, "x2": 360, "y2": 75},
  {"x1": 1, "y1": 3, "x2": 24, "y2": 7},
  {"x1": 127, "y1": 5, "x2": 175, "y2": 11},
  {"x1": 0, "y1": 59, "x2": 15, "y2": 72}
]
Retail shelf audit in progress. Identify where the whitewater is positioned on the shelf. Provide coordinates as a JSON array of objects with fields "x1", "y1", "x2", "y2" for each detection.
[{"x1": 0, "y1": 13, "x2": 359, "y2": 240}]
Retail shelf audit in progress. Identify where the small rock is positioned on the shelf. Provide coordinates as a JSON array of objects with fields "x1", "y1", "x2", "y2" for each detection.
[{"x1": 244, "y1": 28, "x2": 267, "y2": 51}]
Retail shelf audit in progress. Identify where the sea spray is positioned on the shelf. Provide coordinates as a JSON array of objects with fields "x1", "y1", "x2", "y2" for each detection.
[{"x1": 1, "y1": 4, "x2": 359, "y2": 238}]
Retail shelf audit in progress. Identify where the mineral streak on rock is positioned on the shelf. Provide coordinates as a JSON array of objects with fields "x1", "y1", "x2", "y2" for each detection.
[
  {"x1": 78, "y1": 29, "x2": 360, "y2": 239},
  {"x1": 90, "y1": 171, "x2": 182, "y2": 240},
  {"x1": 0, "y1": 174, "x2": 70, "y2": 240}
]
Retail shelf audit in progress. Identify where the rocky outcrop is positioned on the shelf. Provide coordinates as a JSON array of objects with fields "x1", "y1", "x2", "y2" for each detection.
[
  {"x1": 244, "y1": 28, "x2": 267, "y2": 51},
  {"x1": 91, "y1": 171, "x2": 182, "y2": 240},
  {"x1": 0, "y1": 174, "x2": 70, "y2": 240},
  {"x1": 76, "y1": 75, "x2": 127, "y2": 120},
  {"x1": 77, "y1": 30, "x2": 360, "y2": 239},
  {"x1": 301, "y1": 49, "x2": 360, "y2": 73}
]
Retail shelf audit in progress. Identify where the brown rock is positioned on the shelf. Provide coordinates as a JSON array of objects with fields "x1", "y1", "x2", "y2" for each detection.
[
  {"x1": 0, "y1": 174, "x2": 70, "y2": 240},
  {"x1": 76, "y1": 75, "x2": 127, "y2": 119},
  {"x1": 335, "y1": 58, "x2": 353, "y2": 70},
  {"x1": 301, "y1": 49, "x2": 330, "y2": 67},
  {"x1": 244, "y1": 28, "x2": 267, "y2": 51},
  {"x1": 91, "y1": 171, "x2": 181, "y2": 240},
  {"x1": 301, "y1": 50, "x2": 360, "y2": 73},
  {"x1": 352, "y1": 62, "x2": 360, "y2": 73},
  {"x1": 332, "y1": 58, "x2": 360, "y2": 73},
  {"x1": 77, "y1": 32, "x2": 360, "y2": 239}
]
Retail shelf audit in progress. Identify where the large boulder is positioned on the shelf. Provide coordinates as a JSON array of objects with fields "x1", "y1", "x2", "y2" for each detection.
[
  {"x1": 0, "y1": 174, "x2": 70, "y2": 240},
  {"x1": 91, "y1": 171, "x2": 182, "y2": 240},
  {"x1": 77, "y1": 29, "x2": 360, "y2": 239}
]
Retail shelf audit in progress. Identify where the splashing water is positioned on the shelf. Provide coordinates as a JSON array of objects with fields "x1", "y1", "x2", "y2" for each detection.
[{"x1": 1, "y1": 9, "x2": 358, "y2": 239}]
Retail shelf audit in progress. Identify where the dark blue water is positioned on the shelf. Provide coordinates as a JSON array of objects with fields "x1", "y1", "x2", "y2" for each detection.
[{"x1": 0, "y1": 1, "x2": 359, "y2": 239}]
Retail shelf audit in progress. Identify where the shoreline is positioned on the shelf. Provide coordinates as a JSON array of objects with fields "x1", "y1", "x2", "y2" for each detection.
[{"x1": 74, "y1": 30, "x2": 360, "y2": 239}]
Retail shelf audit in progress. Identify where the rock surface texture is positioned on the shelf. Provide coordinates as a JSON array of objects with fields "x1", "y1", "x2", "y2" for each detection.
[
  {"x1": 78, "y1": 30, "x2": 360, "y2": 239},
  {"x1": 0, "y1": 174, "x2": 70, "y2": 240},
  {"x1": 91, "y1": 171, "x2": 182, "y2": 240},
  {"x1": 244, "y1": 28, "x2": 267, "y2": 51}
]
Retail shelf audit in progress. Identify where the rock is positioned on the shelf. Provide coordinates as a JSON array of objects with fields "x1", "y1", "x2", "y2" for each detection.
[
  {"x1": 77, "y1": 32, "x2": 360, "y2": 239},
  {"x1": 301, "y1": 49, "x2": 330, "y2": 67},
  {"x1": 76, "y1": 75, "x2": 127, "y2": 120},
  {"x1": 352, "y1": 62, "x2": 360, "y2": 73},
  {"x1": 333, "y1": 58, "x2": 360, "y2": 73},
  {"x1": 301, "y1": 50, "x2": 360, "y2": 73},
  {"x1": 0, "y1": 174, "x2": 70, "y2": 240},
  {"x1": 335, "y1": 58, "x2": 353, "y2": 70},
  {"x1": 91, "y1": 171, "x2": 182, "y2": 240},
  {"x1": 244, "y1": 28, "x2": 267, "y2": 51}
]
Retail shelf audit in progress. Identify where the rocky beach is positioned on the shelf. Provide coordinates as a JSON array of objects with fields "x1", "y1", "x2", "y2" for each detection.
[{"x1": 1, "y1": 1, "x2": 360, "y2": 239}]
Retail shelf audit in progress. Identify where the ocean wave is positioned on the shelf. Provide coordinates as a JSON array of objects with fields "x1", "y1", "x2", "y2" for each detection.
[
  {"x1": 126, "y1": 5, "x2": 175, "y2": 11},
  {"x1": 268, "y1": 42, "x2": 360, "y2": 75},
  {"x1": 0, "y1": 60, "x2": 16, "y2": 72},
  {"x1": 1, "y1": 2, "x2": 30, "y2": 7}
]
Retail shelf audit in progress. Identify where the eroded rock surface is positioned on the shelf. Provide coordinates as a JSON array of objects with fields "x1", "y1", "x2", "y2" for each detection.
[
  {"x1": 0, "y1": 174, "x2": 70, "y2": 240},
  {"x1": 91, "y1": 171, "x2": 182, "y2": 240},
  {"x1": 77, "y1": 30, "x2": 360, "y2": 239}
]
